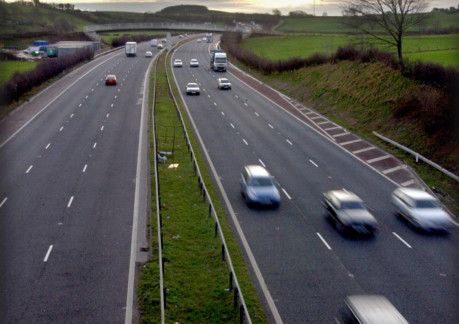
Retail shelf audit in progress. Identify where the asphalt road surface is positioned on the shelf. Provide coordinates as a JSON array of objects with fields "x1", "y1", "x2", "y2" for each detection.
[
  {"x1": 171, "y1": 38, "x2": 458, "y2": 323},
  {"x1": 0, "y1": 41, "x2": 161, "y2": 322}
]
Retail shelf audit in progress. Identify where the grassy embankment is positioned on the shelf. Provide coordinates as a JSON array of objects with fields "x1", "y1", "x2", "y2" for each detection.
[
  {"x1": 277, "y1": 12, "x2": 459, "y2": 33},
  {"x1": 233, "y1": 44, "x2": 459, "y2": 215},
  {"x1": 99, "y1": 31, "x2": 167, "y2": 46},
  {"x1": 0, "y1": 61, "x2": 38, "y2": 85},
  {"x1": 138, "y1": 51, "x2": 267, "y2": 323},
  {"x1": 242, "y1": 34, "x2": 459, "y2": 68}
]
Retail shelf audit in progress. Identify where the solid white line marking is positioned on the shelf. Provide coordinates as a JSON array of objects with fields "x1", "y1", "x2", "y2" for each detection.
[
  {"x1": 70, "y1": 113, "x2": 74, "y2": 118},
  {"x1": 254, "y1": 112, "x2": 259, "y2": 117},
  {"x1": 100, "y1": 125, "x2": 104, "y2": 131},
  {"x1": 332, "y1": 132, "x2": 349, "y2": 138},
  {"x1": 311, "y1": 116, "x2": 323, "y2": 120},
  {"x1": 352, "y1": 146, "x2": 376, "y2": 154},
  {"x1": 67, "y1": 196, "x2": 74, "y2": 208},
  {"x1": 43, "y1": 245, "x2": 53, "y2": 262},
  {"x1": 230, "y1": 123, "x2": 235, "y2": 128},
  {"x1": 340, "y1": 139, "x2": 361, "y2": 146},
  {"x1": 305, "y1": 112, "x2": 316, "y2": 115},
  {"x1": 382, "y1": 165, "x2": 404, "y2": 175},
  {"x1": 401, "y1": 179, "x2": 415, "y2": 187},
  {"x1": 106, "y1": 113, "x2": 110, "y2": 118},
  {"x1": 0, "y1": 197, "x2": 7, "y2": 208},
  {"x1": 268, "y1": 123, "x2": 274, "y2": 129},
  {"x1": 309, "y1": 159, "x2": 319, "y2": 167},
  {"x1": 286, "y1": 139, "x2": 293, "y2": 145},
  {"x1": 93, "y1": 142, "x2": 97, "y2": 149},
  {"x1": 82, "y1": 164, "x2": 87, "y2": 173},
  {"x1": 242, "y1": 139, "x2": 248, "y2": 146},
  {"x1": 59, "y1": 126, "x2": 64, "y2": 132},
  {"x1": 221, "y1": 111, "x2": 225, "y2": 116},
  {"x1": 45, "y1": 143, "x2": 51, "y2": 150},
  {"x1": 317, "y1": 121, "x2": 331, "y2": 125},
  {"x1": 367, "y1": 155, "x2": 391, "y2": 163},
  {"x1": 324, "y1": 126, "x2": 341, "y2": 131},
  {"x1": 317, "y1": 233, "x2": 332, "y2": 250},
  {"x1": 25, "y1": 165, "x2": 33, "y2": 174},
  {"x1": 258, "y1": 159, "x2": 266, "y2": 167},
  {"x1": 281, "y1": 188, "x2": 291, "y2": 200},
  {"x1": 393, "y1": 232, "x2": 412, "y2": 248}
]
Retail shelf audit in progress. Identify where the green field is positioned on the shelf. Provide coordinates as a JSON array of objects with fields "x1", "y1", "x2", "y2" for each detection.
[
  {"x1": 0, "y1": 60, "x2": 38, "y2": 84},
  {"x1": 241, "y1": 34, "x2": 459, "y2": 68},
  {"x1": 277, "y1": 12, "x2": 459, "y2": 33}
]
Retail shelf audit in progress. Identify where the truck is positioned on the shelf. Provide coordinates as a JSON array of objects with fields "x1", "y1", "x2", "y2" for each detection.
[
  {"x1": 205, "y1": 33, "x2": 213, "y2": 43},
  {"x1": 150, "y1": 39, "x2": 158, "y2": 47},
  {"x1": 125, "y1": 41, "x2": 137, "y2": 57},
  {"x1": 210, "y1": 49, "x2": 227, "y2": 72}
]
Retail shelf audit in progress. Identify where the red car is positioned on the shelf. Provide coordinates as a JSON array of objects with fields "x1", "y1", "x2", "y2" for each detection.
[{"x1": 105, "y1": 74, "x2": 117, "y2": 86}]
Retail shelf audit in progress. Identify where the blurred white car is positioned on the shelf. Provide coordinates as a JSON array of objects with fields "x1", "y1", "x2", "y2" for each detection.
[
  {"x1": 186, "y1": 82, "x2": 200, "y2": 95},
  {"x1": 190, "y1": 59, "x2": 199, "y2": 67},
  {"x1": 346, "y1": 295, "x2": 408, "y2": 324},
  {"x1": 157, "y1": 43, "x2": 164, "y2": 49},
  {"x1": 145, "y1": 51, "x2": 153, "y2": 57},
  {"x1": 197, "y1": 39, "x2": 201, "y2": 43},
  {"x1": 217, "y1": 78, "x2": 232, "y2": 90},
  {"x1": 173, "y1": 59, "x2": 183, "y2": 67},
  {"x1": 392, "y1": 187, "x2": 452, "y2": 231}
]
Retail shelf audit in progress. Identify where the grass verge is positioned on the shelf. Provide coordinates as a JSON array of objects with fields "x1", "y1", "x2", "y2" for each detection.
[
  {"x1": 0, "y1": 60, "x2": 38, "y2": 85},
  {"x1": 138, "y1": 48, "x2": 267, "y2": 323}
]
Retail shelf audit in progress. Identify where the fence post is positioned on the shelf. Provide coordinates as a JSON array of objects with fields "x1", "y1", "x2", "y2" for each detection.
[
  {"x1": 239, "y1": 305, "x2": 244, "y2": 324},
  {"x1": 233, "y1": 287, "x2": 239, "y2": 308},
  {"x1": 229, "y1": 271, "x2": 233, "y2": 290},
  {"x1": 221, "y1": 244, "x2": 225, "y2": 262},
  {"x1": 208, "y1": 204, "x2": 212, "y2": 218},
  {"x1": 214, "y1": 222, "x2": 218, "y2": 238}
]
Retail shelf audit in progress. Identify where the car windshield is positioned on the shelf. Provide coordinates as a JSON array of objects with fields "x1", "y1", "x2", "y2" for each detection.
[
  {"x1": 220, "y1": 79, "x2": 229, "y2": 83},
  {"x1": 215, "y1": 58, "x2": 226, "y2": 63},
  {"x1": 249, "y1": 177, "x2": 273, "y2": 187},
  {"x1": 341, "y1": 201, "x2": 365, "y2": 209},
  {"x1": 415, "y1": 199, "x2": 439, "y2": 208},
  {"x1": 188, "y1": 83, "x2": 198, "y2": 87}
]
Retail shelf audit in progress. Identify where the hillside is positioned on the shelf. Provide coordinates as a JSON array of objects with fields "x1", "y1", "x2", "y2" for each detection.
[{"x1": 0, "y1": 2, "x2": 279, "y2": 37}]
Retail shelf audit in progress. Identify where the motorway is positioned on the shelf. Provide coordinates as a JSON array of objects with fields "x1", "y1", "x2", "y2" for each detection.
[
  {"x1": 171, "y1": 38, "x2": 458, "y2": 323},
  {"x1": 0, "y1": 41, "x2": 160, "y2": 322}
]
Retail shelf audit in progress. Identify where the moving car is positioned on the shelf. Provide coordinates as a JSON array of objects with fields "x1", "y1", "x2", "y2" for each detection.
[
  {"x1": 345, "y1": 295, "x2": 408, "y2": 324},
  {"x1": 190, "y1": 59, "x2": 199, "y2": 67},
  {"x1": 161, "y1": 39, "x2": 167, "y2": 43},
  {"x1": 240, "y1": 165, "x2": 280, "y2": 207},
  {"x1": 157, "y1": 43, "x2": 164, "y2": 49},
  {"x1": 392, "y1": 187, "x2": 452, "y2": 231},
  {"x1": 173, "y1": 59, "x2": 183, "y2": 67},
  {"x1": 186, "y1": 82, "x2": 200, "y2": 95},
  {"x1": 218, "y1": 78, "x2": 232, "y2": 90},
  {"x1": 323, "y1": 190, "x2": 378, "y2": 234},
  {"x1": 145, "y1": 51, "x2": 153, "y2": 57},
  {"x1": 105, "y1": 74, "x2": 117, "y2": 86},
  {"x1": 197, "y1": 38, "x2": 201, "y2": 43}
]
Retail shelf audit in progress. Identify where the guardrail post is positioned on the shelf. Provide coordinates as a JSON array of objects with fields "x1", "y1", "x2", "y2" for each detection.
[
  {"x1": 214, "y1": 222, "x2": 218, "y2": 238},
  {"x1": 163, "y1": 287, "x2": 167, "y2": 308},
  {"x1": 221, "y1": 244, "x2": 225, "y2": 261},
  {"x1": 239, "y1": 305, "x2": 244, "y2": 324},
  {"x1": 228, "y1": 271, "x2": 233, "y2": 290},
  {"x1": 208, "y1": 204, "x2": 212, "y2": 218},
  {"x1": 233, "y1": 287, "x2": 239, "y2": 308},
  {"x1": 415, "y1": 153, "x2": 419, "y2": 163}
]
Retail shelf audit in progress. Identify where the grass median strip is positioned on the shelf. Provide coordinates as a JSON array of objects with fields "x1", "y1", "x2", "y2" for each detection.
[{"x1": 138, "y1": 50, "x2": 266, "y2": 323}]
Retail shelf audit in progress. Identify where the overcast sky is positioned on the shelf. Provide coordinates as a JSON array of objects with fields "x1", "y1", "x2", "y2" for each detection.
[{"x1": 32, "y1": 0, "x2": 459, "y2": 15}]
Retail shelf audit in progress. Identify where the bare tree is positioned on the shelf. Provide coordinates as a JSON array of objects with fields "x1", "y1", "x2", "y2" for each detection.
[{"x1": 343, "y1": 0, "x2": 429, "y2": 68}]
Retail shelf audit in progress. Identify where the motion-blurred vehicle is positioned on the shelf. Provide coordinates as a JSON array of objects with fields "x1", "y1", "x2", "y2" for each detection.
[
  {"x1": 105, "y1": 74, "x2": 117, "y2": 86},
  {"x1": 125, "y1": 42, "x2": 137, "y2": 57},
  {"x1": 217, "y1": 78, "x2": 232, "y2": 90},
  {"x1": 210, "y1": 50, "x2": 227, "y2": 72},
  {"x1": 345, "y1": 295, "x2": 408, "y2": 324},
  {"x1": 173, "y1": 59, "x2": 183, "y2": 67},
  {"x1": 186, "y1": 82, "x2": 200, "y2": 95},
  {"x1": 197, "y1": 38, "x2": 201, "y2": 43},
  {"x1": 240, "y1": 165, "x2": 280, "y2": 207},
  {"x1": 323, "y1": 190, "x2": 378, "y2": 235},
  {"x1": 392, "y1": 187, "x2": 452, "y2": 231},
  {"x1": 145, "y1": 51, "x2": 153, "y2": 57},
  {"x1": 150, "y1": 39, "x2": 158, "y2": 47},
  {"x1": 189, "y1": 59, "x2": 199, "y2": 67},
  {"x1": 157, "y1": 43, "x2": 164, "y2": 50}
]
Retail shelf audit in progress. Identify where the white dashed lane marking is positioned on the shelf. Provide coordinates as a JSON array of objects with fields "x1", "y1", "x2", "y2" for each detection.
[
  {"x1": 281, "y1": 188, "x2": 292, "y2": 200},
  {"x1": 0, "y1": 197, "x2": 7, "y2": 208},
  {"x1": 67, "y1": 196, "x2": 74, "y2": 208},
  {"x1": 258, "y1": 159, "x2": 266, "y2": 167},
  {"x1": 393, "y1": 232, "x2": 412, "y2": 249},
  {"x1": 25, "y1": 165, "x2": 33, "y2": 174},
  {"x1": 317, "y1": 233, "x2": 332, "y2": 250},
  {"x1": 230, "y1": 123, "x2": 235, "y2": 129},
  {"x1": 100, "y1": 126, "x2": 104, "y2": 131},
  {"x1": 43, "y1": 245, "x2": 53, "y2": 262},
  {"x1": 82, "y1": 164, "x2": 88, "y2": 173},
  {"x1": 286, "y1": 139, "x2": 293, "y2": 146},
  {"x1": 268, "y1": 124, "x2": 274, "y2": 129},
  {"x1": 45, "y1": 143, "x2": 51, "y2": 150},
  {"x1": 309, "y1": 159, "x2": 319, "y2": 167},
  {"x1": 93, "y1": 142, "x2": 97, "y2": 149},
  {"x1": 59, "y1": 126, "x2": 64, "y2": 132},
  {"x1": 242, "y1": 139, "x2": 248, "y2": 146}
]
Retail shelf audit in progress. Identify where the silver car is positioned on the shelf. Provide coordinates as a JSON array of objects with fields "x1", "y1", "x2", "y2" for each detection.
[
  {"x1": 217, "y1": 78, "x2": 232, "y2": 90},
  {"x1": 346, "y1": 295, "x2": 408, "y2": 324},
  {"x1": 173, "y1": 59, "x2": 183, "y2": 67},
  {"x1": 240, "y1": 165, "x2": 280, "y2": 207},
  {"x1": 190, "y1": 59, "x2": 199, "y2": 67},
  {"x1": 186, "y1": 82, "x2": 200, "y2": 95},
  {"x1": 392, "y1": 187, "x2": 452, "y2": 231},
  {"x1": 323, "y1": 190, "x2": 378, "y2": 234}
]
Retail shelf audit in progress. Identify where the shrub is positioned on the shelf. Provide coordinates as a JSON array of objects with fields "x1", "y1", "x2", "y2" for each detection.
[
  {"x1": 111, "y1": 34, "x2": 153, "y2": 48},
  {"x1": 0, "y1": 49, "x2": 93, "y2": 105}
]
